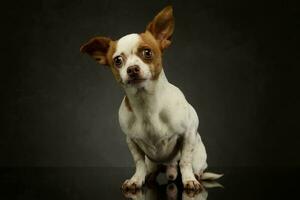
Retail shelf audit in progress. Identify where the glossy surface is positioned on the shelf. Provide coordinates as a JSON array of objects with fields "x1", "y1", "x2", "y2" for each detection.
[{"x1": 0, "y1": 167, "x2": 298, "y2": 199}]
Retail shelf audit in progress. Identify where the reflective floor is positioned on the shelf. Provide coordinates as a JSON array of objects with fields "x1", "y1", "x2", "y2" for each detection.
[{"x1": 0, "y1": 167, "x2": 298, "y2": 199}]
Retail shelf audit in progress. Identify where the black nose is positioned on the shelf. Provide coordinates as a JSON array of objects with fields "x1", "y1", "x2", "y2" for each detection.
[{"x1": 127, "y1": 65, "x2": 140, "y2": 77}]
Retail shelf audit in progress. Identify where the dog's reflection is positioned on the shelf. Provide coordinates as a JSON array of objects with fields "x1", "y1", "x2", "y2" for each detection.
[{"x1": 122, "y1": 181, "x2": 222, "y2": 200}]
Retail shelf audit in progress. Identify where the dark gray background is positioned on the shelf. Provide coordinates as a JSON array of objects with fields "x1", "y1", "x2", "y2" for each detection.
[{"x1": 1, "y1": 0, "x2": 299, "y2": 167}]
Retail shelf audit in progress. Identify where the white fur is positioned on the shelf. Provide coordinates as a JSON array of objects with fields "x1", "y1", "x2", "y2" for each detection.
[
  {"x1": 114, "y1": 34, "x2": 217, "y2": 189},
  {"x1": 114, "y1": 34, "x2": 152, "y2": 85},
  {"x1": 113, "y1": 34, "x2": 140, "y2": 57}
]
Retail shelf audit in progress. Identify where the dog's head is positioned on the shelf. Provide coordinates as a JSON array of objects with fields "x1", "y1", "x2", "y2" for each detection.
[{"x1": 80, "y1": 6, "x2": 174, "y2": 88}]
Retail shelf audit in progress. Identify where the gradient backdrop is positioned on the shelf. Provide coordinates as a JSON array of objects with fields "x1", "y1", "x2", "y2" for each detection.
[{"x1": 1, "y1": 0, "x2": 299, "y2": 167}]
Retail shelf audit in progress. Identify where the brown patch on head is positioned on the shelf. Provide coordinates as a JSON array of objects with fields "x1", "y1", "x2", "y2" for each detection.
[
  {"x1": 135, "y1": 5, "x2": 175, "y2": 80},
  {"x1": 124, "y1": 96, "x2": 132, "y2": 112},
  {"x1": 139, "y1": 31, "x2": 162, "y2": 80}
]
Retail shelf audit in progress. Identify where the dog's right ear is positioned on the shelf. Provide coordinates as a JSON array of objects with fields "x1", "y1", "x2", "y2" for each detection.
[{"x1": 80, "y1": 37, "x2": 111, "y2": 65}]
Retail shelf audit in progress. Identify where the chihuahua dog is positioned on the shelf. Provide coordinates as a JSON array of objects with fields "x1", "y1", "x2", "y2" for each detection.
[{"x1": 80, "y1": 6, "x2": 222, "y2": 191}]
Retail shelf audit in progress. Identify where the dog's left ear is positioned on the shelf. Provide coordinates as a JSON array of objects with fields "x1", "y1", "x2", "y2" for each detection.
[
  {"x1": 146, "y1": 6, "x2": 174, "y2": 50},
  {"x1": 80, "y1": 36, "x2": 112, "y2": 65}
]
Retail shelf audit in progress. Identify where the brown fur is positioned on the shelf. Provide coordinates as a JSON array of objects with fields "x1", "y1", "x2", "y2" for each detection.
[
  {"x1": 139, "y1": 31, "x2": 163, "y2": 80},
  {"x1": 146, "y1": 6, "x2": 174, "y2": 50},
  {"x1": 106, "y1": 41, "x2": 123, "y2": 83},
  {"x1": 80, "y1": 38, "x2": 124, "y2": 83},
  {"x1": 80, "y1": 37, "x2": 111, "y2": 65}
]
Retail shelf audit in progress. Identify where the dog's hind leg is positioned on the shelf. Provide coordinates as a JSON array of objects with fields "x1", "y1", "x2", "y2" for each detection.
[
  {"x1": 192, "y1": 134, "x2": 208, "y2": 181},
  {"x1": 180, "y1": 130, "x2": 203, "y2": 190},
  {"x1": 192, "y1": 134, "x2": 223, "y2": 181}
]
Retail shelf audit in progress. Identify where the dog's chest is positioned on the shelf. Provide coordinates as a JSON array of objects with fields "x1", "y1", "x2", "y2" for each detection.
[
  {"x1": 129, "y1": 112, "x2": 171, "y2": 140},
  {"x1": 122, "y1": 109, "x2": 184, "y2": 161}
]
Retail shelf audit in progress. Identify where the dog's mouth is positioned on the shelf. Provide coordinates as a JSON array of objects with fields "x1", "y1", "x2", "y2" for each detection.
[{"x1": 127, "y1": 78, "x2": 147, "y2": 84}]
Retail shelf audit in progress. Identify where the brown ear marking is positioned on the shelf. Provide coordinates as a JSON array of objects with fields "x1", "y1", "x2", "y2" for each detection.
[
  {"x1": 80, "y1": 37, "x2": 112, "y2": 65},
  {"x1": 146, "y1": 5, "x2": 174, "y2": 50}
]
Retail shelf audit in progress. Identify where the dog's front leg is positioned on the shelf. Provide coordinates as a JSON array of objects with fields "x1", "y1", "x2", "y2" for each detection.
[
  {"x1": 122, "y1": 137, "x2": 147, "y2": 190},
  {"x1": 180, "y1": 132, "x2": 202, "y2": 190}
]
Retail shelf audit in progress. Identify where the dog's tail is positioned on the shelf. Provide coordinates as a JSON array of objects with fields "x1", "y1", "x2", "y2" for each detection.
[{"x1": 201, "y1": 172, "x2": 224, "y2": 180}]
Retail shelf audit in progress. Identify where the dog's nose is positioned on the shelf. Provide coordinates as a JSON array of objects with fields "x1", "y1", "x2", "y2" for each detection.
[{"x1": 127, "y1": 65, "x2": 140, "y2": 77}]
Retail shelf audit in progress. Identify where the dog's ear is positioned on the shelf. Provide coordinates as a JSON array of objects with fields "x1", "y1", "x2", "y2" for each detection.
[
  {"x1": 146, "y1": 6, "x2": 174, "y2": 50},
  {"x1": 80, "y1": 37, "x2": 111, "y2": 65}
]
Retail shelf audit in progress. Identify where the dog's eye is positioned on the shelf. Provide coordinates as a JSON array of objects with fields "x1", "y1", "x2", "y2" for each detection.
[
  {"x1": 142, "y1": 49, "x2": 152, "y2": 59},
  {"x1": 113, "y1": 56, "x2": 123, "y2": 68}
]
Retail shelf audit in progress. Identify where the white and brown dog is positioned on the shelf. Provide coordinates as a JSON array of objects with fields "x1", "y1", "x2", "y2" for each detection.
[{"x1": 80, "y1": 6, "x2": 222, "y2": 191}]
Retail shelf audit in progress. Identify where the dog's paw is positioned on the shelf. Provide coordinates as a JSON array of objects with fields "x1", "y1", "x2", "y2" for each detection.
[
  {"x1": 121, "y1": 178, "x2": 143, "y2": 191},
  {"x1": 183, "y1": 180, "x2": 203, "y2": 191}
]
